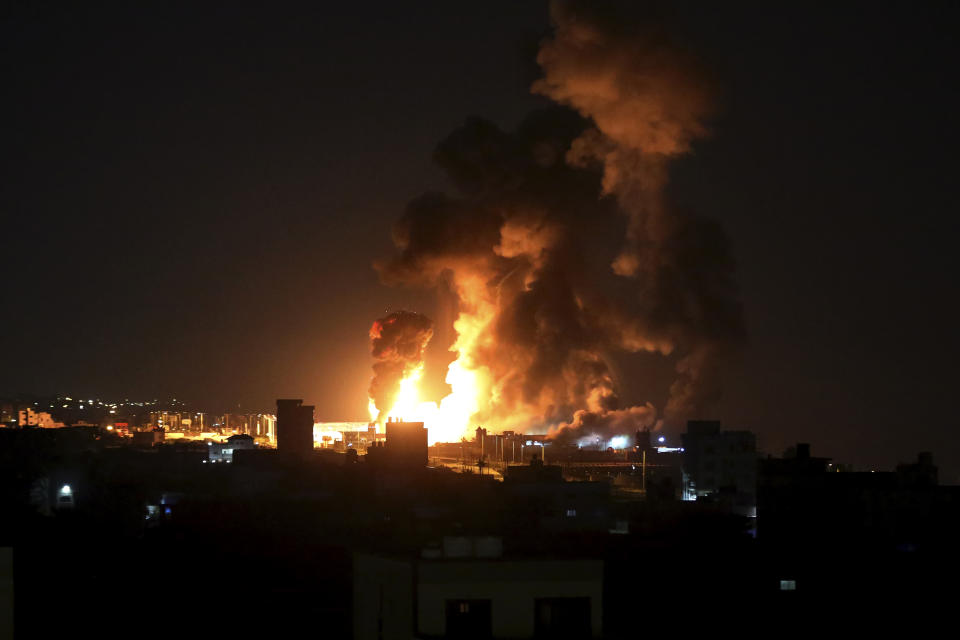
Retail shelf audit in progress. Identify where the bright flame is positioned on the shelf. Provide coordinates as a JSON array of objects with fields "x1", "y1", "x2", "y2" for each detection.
[
  {"x1": 368, "y1": 274, "x2": 500, "y2": 444},
  {"x1": 368, "y1": 361, "x2": 484, "y2": 445},
  {"x1": 369, "y1": 292, "x2": 494, "y2": 444}
]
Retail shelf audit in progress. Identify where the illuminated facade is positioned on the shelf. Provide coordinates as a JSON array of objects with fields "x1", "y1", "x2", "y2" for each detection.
[{"x1": 17, "y1": 408, "x2": 60, "y2": 428}]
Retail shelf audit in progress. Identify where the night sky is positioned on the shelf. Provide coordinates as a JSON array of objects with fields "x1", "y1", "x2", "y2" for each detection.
[{"x1": 3, "y1": 2, "x2": 958, "y2": 478}]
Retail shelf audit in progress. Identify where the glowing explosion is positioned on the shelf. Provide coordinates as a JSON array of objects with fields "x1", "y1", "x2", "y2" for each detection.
[
  {"x1": 367, "y1": 0, "x2": 744, "y2": 445},
  {"x1": 367, "y1": 311, "x2": 483, "y2": 444}
]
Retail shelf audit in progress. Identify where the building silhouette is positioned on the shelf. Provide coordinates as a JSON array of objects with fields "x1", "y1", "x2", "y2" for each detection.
[
  {"x1": 682, "y1": 420, "x2": 757, "y2": 515},
  {"x1": 276, "y1": 399, "x2": 314, "y2": 456},
  {"x1": 354, "y1": 539, "x2": 602, "y2": 639},
  {"x1": 384, "y1": 419, "x2": 428, "y2": 467}
]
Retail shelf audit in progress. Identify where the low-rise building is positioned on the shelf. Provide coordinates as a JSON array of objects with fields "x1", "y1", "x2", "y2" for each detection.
[
  {"x1": 208, "y1": 433, "x2": 256, "y2": 463},
  {"x1": 354, "y1": 537, "x2": 603, "y2": 639}
]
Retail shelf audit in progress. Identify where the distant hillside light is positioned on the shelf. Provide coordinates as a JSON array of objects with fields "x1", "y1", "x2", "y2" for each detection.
[{"x1": 60, "y1": 485, "x2": 71, "y2": 495}]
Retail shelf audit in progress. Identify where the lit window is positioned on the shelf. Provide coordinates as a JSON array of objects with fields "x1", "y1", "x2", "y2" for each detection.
[
  {"x1": 780, "y1": 580, "x2": 796, "y2": 591},
  {"x1": 566, "y1": 509, "x2": 577, "y2": 517}
]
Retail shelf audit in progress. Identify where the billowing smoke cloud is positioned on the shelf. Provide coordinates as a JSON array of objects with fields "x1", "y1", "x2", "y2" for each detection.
[
  {"x1": 550, "y1": 403, "x2": 658, "y2": 447},
  {"x1": 368, "y1": 311, "x2": 434, "y2": 422},
  {"x1": 375, "y1": 0, "x2": 744, "y2": 444}
]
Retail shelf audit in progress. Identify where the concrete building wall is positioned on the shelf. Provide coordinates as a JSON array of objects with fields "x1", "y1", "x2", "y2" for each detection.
[
  {"x1": 416, "y1": 560, "x2": 603, "y2": 638},
  {"x1": 355, "y1": 554, "x2": 603, "y2": 639},
  {"x1": 353, "y1": 555, "x2": 413, "y2": 640}
]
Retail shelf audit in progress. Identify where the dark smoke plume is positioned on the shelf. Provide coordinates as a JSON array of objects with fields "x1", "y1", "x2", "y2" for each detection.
[
  {"x1": 534, "y1": 0, "x2": 744, "y2": 427},
  {"x1": 368, "y1": 311, "x2": 434, "y2": 422},
  {"x1": 375, "y1": 0, "x2": 744, "y2": 443}
]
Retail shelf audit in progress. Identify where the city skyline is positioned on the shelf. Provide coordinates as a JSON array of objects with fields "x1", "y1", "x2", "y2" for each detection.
[
  {"x1": 3, "y1": 3, "x2": 959, "y2": 633},
  {"x1": 4, "y1": 3, "x2": 958, "y2": 478}
]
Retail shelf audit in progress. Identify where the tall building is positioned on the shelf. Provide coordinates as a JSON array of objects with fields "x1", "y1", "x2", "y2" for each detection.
[
  {"x1": 18, "y1": 408, "x2": 40, "y2": 427},
  {"x1": 160, "y1": 412, "x2": 181, "y2": 430},
  {"x1": 276, "y1": 399, "x2": 314, "y2": 455},
  {"x1": 261, "y1": 414, "x2": 277, "y2": 442},
  {"x1": 250, "y1": 413, "x2": 276, "y2": 440},
  {"x1": 681, "y1": 420, "x2": 757, "y2": 515}
]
